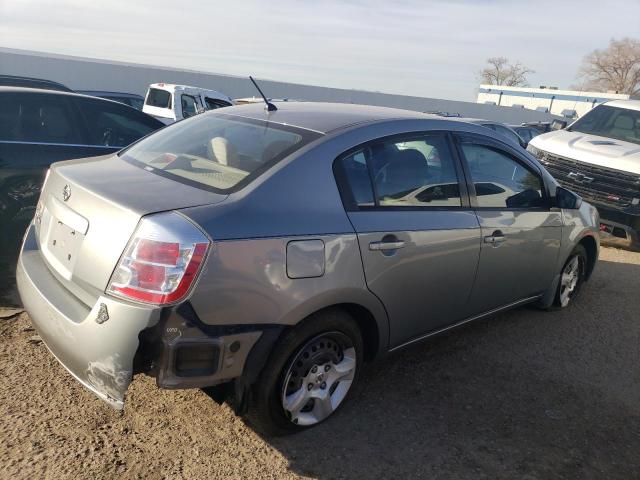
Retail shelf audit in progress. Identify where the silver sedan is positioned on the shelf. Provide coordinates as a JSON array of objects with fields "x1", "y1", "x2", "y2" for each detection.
[{"x1": 17, "y1": 102, "x2": 599, "y2": 435}]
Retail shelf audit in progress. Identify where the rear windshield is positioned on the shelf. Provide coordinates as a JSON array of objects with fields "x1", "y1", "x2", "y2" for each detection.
[
  {"x1": 569, "y1": 105, "x2": 640, "y2": 146},
  {"x1": 120, "y1": 113, "x2": 320, "y2": 192},
  {"x1": 145, "y1": 88, "x2": 172, "y2": 109}
]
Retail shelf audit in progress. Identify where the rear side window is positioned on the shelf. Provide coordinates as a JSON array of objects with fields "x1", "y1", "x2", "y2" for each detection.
[
  {"x1": 0, "y1": 93, "x2": 82, "y2": 144},
  {"x1": 76, "y1": 98, "x2": 162, "y2": 147},
  {"x1": 460, "y1": 144, "x2": 544, "y2": 209},
  {"x1": 336, "y1": 134, "x2": 462, "y2": 208},
  {"x1": 146, "y1": 88, "x2": 172, "y2": 108},
  {"x1": 120, "y1": 113, "x2": 320, "y2": 192}
]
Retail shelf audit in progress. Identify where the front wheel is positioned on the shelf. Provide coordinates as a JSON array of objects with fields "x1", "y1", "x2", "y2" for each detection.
[
  {"x1": 554, "y1": 244, "x2": 587, "y2": 308},
  {"x1": 246, "y1": 310, "x2": 363, "y2": 435}
]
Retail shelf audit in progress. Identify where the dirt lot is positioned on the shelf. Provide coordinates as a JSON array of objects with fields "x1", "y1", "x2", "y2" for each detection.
[{"x1": 1, "y1": 246, "x2": 639, "y2": 479}]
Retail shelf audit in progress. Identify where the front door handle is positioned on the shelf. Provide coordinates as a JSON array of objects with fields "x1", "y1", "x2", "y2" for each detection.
[
  {"x1": 484, "y1": 230, "x2": 506, "y2": 245},
  {"x1": 369, "y1": 240, "x2": 405, "y2": 251}
]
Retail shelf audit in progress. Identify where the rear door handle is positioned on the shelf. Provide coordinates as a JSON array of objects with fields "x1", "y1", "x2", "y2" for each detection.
[
  {"x1": 484, "y1": 230, "x2": 506, "y2": 245},
  {"x1": 369, "y1": 240, "x2": 405, "y2": 251}
]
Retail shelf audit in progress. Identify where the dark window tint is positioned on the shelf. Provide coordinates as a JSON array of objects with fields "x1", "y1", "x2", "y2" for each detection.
[
  {"x1": 181, "y1": 95, "x2": 200, "y2": 118},
  {"x1": 0, "y1": 93, "x2": 82, "y2": 144},
  {"x1": 204, "y1": 97, "x2": 232, "y2": 110},
  {"x1": 146, "y1": 88, "x2": 172, "y2": 108},
  {"x1": 108, "y1": 96, "x2": 144, "y2": 111},
  {"x1": 461, "y1": 144, "x2": 544, "y2": 209},
  {"x1": 76, "y1": 98, "x2": 161, "y2": 147}
]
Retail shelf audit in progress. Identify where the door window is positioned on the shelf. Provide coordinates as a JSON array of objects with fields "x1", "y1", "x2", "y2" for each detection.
[
  {"x1": 181, "y1": 95, "x2": 200, "y2": 118},
  {"x1": 76, "y1": 97, "x2": 161, "y2": 147},
  {"x1": 461, "y1": 144, "x2": 544, "y2": 209},
  {"x1": 0, "y1": 93, "x2": 82, "y2": 144},
  {"x1": 336, "y1": 134, "x2": 462, "y2": 208}
]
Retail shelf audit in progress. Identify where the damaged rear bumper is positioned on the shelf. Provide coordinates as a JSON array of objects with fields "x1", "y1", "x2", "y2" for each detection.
[
  {"x1": 17, "y1": 224, "x2": 276, "y2": 410},
  {"x1": 17, "y1": 224, "x2": 161, "y2": 409}
]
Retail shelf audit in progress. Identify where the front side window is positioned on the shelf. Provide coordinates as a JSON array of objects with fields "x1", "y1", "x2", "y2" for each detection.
[
  {"x1": 181, "y1": 95, "x2": 200, "y2": 118},
  {"x1": 77, "y1": 98, "x2": 162, "y2": 147},
  {"x1": 145, "y1": 88, "x2": 172, "y2": 108},
  {"x1": 0, "y1": 93, "x2": 82, "y2": 144},
  {"x1": 337, "y1": 134, "x2": 462, "y2": 208},
  {"x1": 120, "y1": 113, "x2": 319, "y2": 192},
  {"x1": 569, "y1": 105, "x2": 640, "y2": 145},
  {"x1": 461, "y1": 144, "x2": 544, "y2": 209}
]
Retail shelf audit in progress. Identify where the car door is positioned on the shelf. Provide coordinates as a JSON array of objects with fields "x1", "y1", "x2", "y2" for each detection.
[
  {"x1": 72, "y1": 96, "x2": 163, "y2": 149},
  {"x1": 455, "y1": 133, "x2": 562, "y2": 314},
  {"x1": 335, "y1": 132, "x2": 481, "y2": 348},
  {"x1": 0, "y1": 92, "x2": 96, "y2": 243}
]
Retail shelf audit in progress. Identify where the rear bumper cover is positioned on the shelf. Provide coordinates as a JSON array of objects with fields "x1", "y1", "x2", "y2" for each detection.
[
  {"x1": 17, "y1": 224, "x2": 162, "y2": 409},
  {"x1": 17, "y1": 223, "x2": 272, "y2": 409}
]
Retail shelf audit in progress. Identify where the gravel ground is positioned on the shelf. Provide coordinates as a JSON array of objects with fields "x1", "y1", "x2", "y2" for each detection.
[{"x1": 1, "y1": 246, "x2": 639, "y2": 479}]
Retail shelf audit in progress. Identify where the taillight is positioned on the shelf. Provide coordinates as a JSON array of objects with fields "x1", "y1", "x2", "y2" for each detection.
[{"x1": 106, "y1": 212, "x2": 210, "y2": 305}]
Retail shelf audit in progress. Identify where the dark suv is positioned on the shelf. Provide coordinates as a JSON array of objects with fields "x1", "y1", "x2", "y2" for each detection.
[{"x1": 0, "y1": 87, "x2": 163, "y2": 302}]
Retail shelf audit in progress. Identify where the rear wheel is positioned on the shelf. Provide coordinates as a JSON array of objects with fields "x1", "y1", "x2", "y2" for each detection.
[
  {"x1": 554, "y1": 245, "x2": 587, "y2": 308},
  {"x1": 246, "y1": 310, "x2": 363, "y2": 435}
]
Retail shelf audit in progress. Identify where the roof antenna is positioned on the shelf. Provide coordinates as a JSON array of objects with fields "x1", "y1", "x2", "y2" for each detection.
[{"x1": 249, "y1": 76, "x2": 277, "y2": 112}]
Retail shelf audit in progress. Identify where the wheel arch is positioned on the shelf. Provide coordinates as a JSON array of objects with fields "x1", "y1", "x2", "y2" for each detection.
[{"x1": 578, "y1": 234, "x2": 598, "y2": 280}]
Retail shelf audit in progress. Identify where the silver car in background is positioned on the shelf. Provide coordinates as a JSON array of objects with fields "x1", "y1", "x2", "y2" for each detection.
[{"x1": 17, "y1": 102, "x2": 599, "y2": 434}]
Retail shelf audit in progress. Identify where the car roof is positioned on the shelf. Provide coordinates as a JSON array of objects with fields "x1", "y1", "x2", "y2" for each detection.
[
  {"x1": 77, "y1": 90, "x2": 143, "y2": 98},
  {"x1": 220, "y1": 101, "x2": 440, "y2": 134},
  {"x1": 0, "y1": 86, "x2": 161, "y2": 118},
  {"x1": 603, "y1": 99, "x2": 640, "y2": 112},
  {"x1": 0, "y1": 74, "x2": 73, "y2": 92}
]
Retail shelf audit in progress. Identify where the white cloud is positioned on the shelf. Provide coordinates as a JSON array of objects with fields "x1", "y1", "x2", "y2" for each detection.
[{"x1": 0, "y1": 0, "x2": 638, "y2": 100}]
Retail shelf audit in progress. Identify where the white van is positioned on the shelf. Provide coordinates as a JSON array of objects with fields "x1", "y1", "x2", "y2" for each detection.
[{"x1": 143, "y1": 83, "x2": 234, "y2": 124}]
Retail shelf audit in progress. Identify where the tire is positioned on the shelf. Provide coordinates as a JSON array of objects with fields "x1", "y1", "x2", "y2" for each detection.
[
  {"x1": 245, "y1": 309, "x2": 363, "y2": 436},
  {"x1": 553, "y1": 244, "x2": 587, "y2": 309}
]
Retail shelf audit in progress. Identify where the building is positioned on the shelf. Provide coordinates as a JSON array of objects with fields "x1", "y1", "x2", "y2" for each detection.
[
  {"x1": 477, "y1": 84, "x2": 630, "y2": 119},
  {"x1": 0, "y1": 47, "x2": 561, "y2": 125}
]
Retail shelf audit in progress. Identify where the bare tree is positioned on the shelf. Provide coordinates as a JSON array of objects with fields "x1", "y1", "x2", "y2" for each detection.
[
  {"x1": 577, "y1": 38, "x2": 640, "y2": 96},
  {"x1": 480, "y1": 57, "x2": 534, "y2": 87}
]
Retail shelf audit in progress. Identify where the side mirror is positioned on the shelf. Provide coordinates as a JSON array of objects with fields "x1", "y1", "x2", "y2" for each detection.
[
  {"x1": 551, "y1": 119, "x2": 567, "y2": 130},
  {"x1": 555, "y1": 186, "x2": 582, "y2": 209}
]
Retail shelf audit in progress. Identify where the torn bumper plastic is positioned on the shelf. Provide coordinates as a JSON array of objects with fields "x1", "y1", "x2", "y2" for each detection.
[{"x1": 16, "y1": 224, "x2": 160, "y2": 409}]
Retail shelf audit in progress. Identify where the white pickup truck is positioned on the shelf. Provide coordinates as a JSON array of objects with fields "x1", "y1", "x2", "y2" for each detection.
[
  {"x1": 143, "y1": 83, "x2": 234, "y2": 124},
  {"x1": 527, "y1": 100, "x2": 640, "y2": 250}
]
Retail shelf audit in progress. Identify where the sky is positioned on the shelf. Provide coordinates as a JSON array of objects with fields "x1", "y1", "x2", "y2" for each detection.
[{"x1": 1, "y1": 0, "x2": 639, "y2": 101}]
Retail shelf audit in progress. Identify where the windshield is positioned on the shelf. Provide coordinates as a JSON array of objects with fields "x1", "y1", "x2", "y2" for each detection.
[
  {"x1": 569, "y1": 105, "x2": 640, "y2": 146},
  {"x1": 120, "y1": 113, "x2": 320, "y2": 192}
]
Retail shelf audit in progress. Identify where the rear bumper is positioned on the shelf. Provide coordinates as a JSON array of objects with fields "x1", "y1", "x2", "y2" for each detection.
[
  {"x1": 17, "y1": 223, "x2": 271, "y2": 409},
  {"x1": 17, "y1": 224, "x2": 161, "y2": 409}
]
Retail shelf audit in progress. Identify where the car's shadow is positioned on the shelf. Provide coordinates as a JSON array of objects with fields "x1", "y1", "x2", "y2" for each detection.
[{"x1": 249, "y1": 258, "x2": 640, "y2": 479}]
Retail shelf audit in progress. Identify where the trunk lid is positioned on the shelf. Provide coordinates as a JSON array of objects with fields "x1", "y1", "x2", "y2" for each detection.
[{"x1": 36, "y1": 154, "x2": 225, "y2": 305}]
